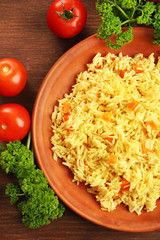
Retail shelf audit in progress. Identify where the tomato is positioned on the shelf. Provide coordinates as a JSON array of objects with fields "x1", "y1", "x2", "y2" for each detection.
[
  {"x1": 47, "y1": 0, "x2": 87, "y2": 38},
  {"x1": 0, "y1": 58, "x2": 27, "y2": 97},
  {"x1": 0, "y1": 103, "x2": 30, "y2": 142}
]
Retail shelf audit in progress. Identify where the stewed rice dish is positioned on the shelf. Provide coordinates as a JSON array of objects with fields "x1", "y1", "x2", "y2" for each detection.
[{"x1": 51, "y1": 52, "x2": 160, "y2": 215}]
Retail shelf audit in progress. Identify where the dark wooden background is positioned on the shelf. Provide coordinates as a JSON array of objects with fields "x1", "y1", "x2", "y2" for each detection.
[{"x1": 0, "y1": 0, "x2": 160, "y2": 239}]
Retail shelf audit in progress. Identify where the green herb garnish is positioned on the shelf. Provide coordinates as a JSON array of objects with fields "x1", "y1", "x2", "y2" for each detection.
[
  {"x1": 0, "y1": 132, "x2": 65, "y2": 228},
  {"x1": 96, "y1": 0, "x2": 160, "y2": 49}
]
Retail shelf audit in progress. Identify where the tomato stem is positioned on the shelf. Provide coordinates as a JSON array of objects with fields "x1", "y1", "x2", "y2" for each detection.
[
  {"x1": 26, "y1": 130, "x2": 34, "y2": 165},
  {"x1": 55, "y1": 1, "x2": 77, "y2": 23},
  {"x1": 26, "y1": 130, "x2": 31, "y2": 150},
  {"x1": 2, "y1": 124, "x2": 7, "y2": 130},
  {"x1": 3, "y1": 65, "x2": 10, "y2": 73}
]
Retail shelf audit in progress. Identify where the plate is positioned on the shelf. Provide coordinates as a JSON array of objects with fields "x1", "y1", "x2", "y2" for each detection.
[{"x1": 32, "y1": 27, "x2": 160, "y2": 232}]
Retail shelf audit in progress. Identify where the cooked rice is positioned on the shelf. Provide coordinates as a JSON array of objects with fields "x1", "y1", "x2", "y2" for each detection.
[{"x1": 51, "y1": 52, "x2": 160, "y2": 215}]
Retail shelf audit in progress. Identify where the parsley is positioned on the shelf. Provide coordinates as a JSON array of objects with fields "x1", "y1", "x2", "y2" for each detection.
[
  {"x1": 0, "y1": 132, "x2": 65, "y2": 228},
  {"x1": 96, "y1": 0, "x2": 160, "y2": 49}
]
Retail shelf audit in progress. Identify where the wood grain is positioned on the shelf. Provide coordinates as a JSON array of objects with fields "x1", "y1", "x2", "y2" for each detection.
[{"x1": 0, "y1": 1, "x2": 160, "y2": 239}]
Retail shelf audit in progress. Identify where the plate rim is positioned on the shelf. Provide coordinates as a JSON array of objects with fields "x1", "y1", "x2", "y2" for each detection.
[{"x1": 32, "y1": 27, "x2": 160, "y2": 232}]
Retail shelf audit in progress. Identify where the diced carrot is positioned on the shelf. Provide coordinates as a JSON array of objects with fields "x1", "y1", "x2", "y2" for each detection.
[
  {"x1": 66, "y1": 126, "x2": 73, "y2": 132},
  {"x1": 118, "y1": 191, "x2": 122, "y2": 196},
  {"x1": 62, "y1": 102, "x2": 71, "y2": 113},
  {"x1": 108, "y1": 154, "x2": 117, "y2": 164},
  {"x1": 105, "y1": 137, "x2": 114, "y2": 143},
  {"x1": 120, "y1": 178, "x2": 130, "y2": 191},
  {"x1": 112, "y1": 57, "x2": 116, "y2": 61},
  {"x1": 145, "y1": 120, "x2": 158, "y2": 130},
  {"x1": 102, "y1": 112, "x2": 111, "y2": 121},
  {"x1": 105, "y1": 134, "x2": 114, "y2": 143},
  {"x1": 128, "y1": 101, "x2": 141, "y2": 112},
  {"x1": 63, "y1": 113, "x2": 70, "y2": 121},
  {"x1": 132, "y1": 64, "x2": 144, "y2": 73},
  {"x1": 141, "y1": 142, "x2": 149, "y2": 153},
  {"x1": 95, "y1": 62, "x2": 101, "y2": 69},
  {"x1": 141, "y1": 140, "x2": 154, "y2": 153},
  {"x1": 120, "y1": 69, "x2": 130, "y2": 78},
  {"x1": 141, "y1": 142, "x2": 146, "y2": 153}
]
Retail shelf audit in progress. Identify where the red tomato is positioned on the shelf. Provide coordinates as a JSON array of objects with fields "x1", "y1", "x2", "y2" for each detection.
[
  {"x1": 0, "y1": 58, "x2": 27, "y2": 97},
  {"x1": 0, "y1": 103, "x2": 30, "y2": 142},
  {"x1": 47, "y1": 0, "x2": 87, "y2": 38}
]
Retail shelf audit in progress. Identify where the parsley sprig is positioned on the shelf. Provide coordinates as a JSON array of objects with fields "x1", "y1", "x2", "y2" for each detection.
[
  {"x1": 96, "y1": 0, "x2": 160, "y2": 49},
  {"x1": 0, "y1": 132, "x2": 65, "y2": 228}
]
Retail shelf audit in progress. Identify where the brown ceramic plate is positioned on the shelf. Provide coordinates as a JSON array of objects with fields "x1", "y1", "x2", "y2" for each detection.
[{"x1": 32, "y1": 27, "x2": 160, "y2": 232}]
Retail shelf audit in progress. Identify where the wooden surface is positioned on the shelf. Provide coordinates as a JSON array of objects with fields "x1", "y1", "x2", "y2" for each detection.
[{"x1": 0, "y1": 0, "x2": 160, "y2": 239}]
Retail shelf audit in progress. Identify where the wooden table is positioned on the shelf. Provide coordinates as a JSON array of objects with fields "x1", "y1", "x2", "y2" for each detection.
[{"x1": 0, "y1": 1, "x2": 160, "y2": 239}]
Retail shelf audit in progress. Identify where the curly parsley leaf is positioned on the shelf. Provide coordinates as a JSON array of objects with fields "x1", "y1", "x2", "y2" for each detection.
[
  {"x1": 96, "y1": 0, "x2": 160, "y2": 49},
  {"x1": 0, "y1": 135, "x2": 65, "y2": 228},
  {"x1": 137, "y1": 1, "x2": 156, "y2": 25},
  {"x1": 152, "y1": 3, "x2": 160, "y2": 46},
  {"x1": 5, "y1": 183, "x2": 22, "y2": 204}
]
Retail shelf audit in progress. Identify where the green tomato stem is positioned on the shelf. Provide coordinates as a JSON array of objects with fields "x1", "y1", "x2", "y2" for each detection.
[
  {"x1": 26, "y1": 130, "x2": 31, "y2": 150},
  {"x1": 26, "y1": 130, "x2": 34, "y2": 165},
  {"x1": 55, "y1": 1, "x2": 77, "y2": 23}
]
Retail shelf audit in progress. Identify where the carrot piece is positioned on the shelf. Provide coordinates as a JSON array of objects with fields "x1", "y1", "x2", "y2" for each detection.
[
  {"x1": 145, "y1": 120, "x2": 158, "y2": 130},
  {"x1": 62, "y1": 102, "x2": 71, "y2": 113},
  {"x1": 102, "y1": 112, "x2": 111, "y2": 121},
  {"x1": 112, "y1": 57, "x2": 116, "y2": 61},
  {"x1": 128, "y1": 101, "x2": 141, "y2": 112},
  {"x1": 120, "y1": 69, "x2": 130, "y2": 78},
  {"x1": 141, "y1": 142, "x2": 147, "y2": 153},
  {"x1": 132, "y1": 64, "x2": 143, "y2": 73},
  {"x1": 108, "y1": 154, "x2": 117, "y2": 164},
  {"x1": 141, "y1": 140, "x2": 154, "y2": 153},
  {"x1": 120, "y1": 178, "x2": 130, "y2": 191},
  {"x1": 63, "y1": 113, "x2": 70, "y2": 121},
  {"x1": 95, "y1": 62, "x2": 101, "y2": 69},
  {"x1": 105, "y1": 134, "x2": 114, "y2": 143},
  {"x1": 66, "y1": 126, "x2": 73, "y2": 132},
  {"x1": 105, "y1": 137, "x2": 113, "y2": 143},
  {"x1": 118, "y1": 191, "x2": 122, "y2": 196}
]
